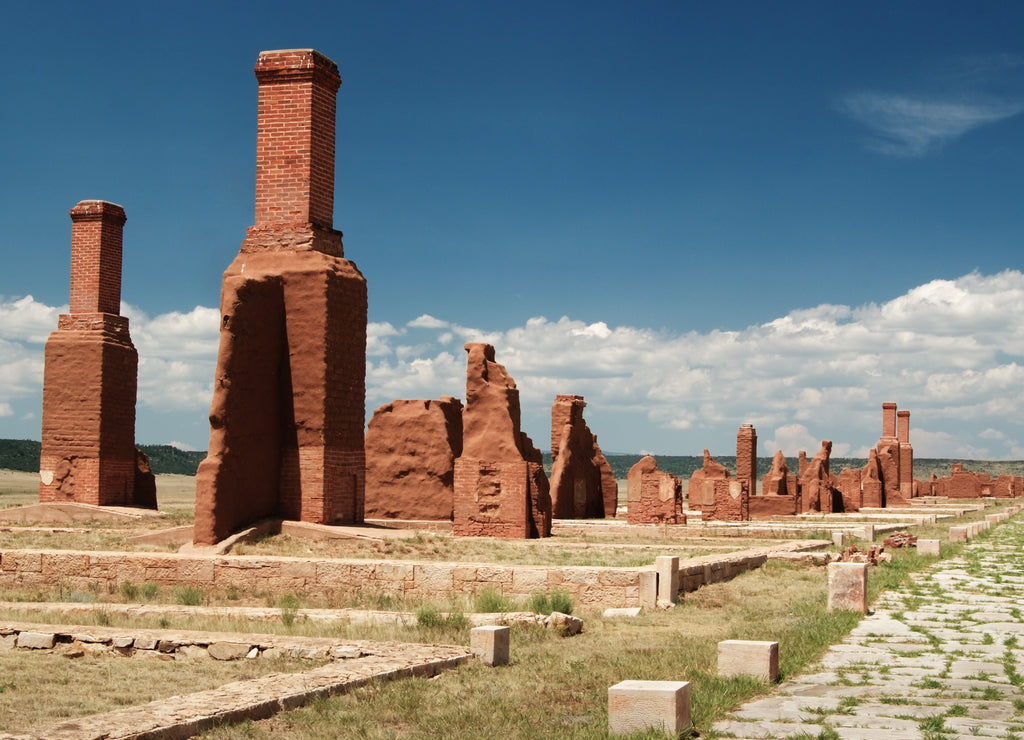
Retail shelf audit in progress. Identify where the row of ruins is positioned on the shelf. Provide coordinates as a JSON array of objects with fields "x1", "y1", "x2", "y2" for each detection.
[{"x1": 34, "y1": 48, "x2": 1020, "y2": 545}]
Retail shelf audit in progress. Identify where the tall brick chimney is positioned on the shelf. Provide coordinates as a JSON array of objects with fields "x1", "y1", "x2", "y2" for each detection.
[
  {"x1": 897, "y1": 410, "x2": 913, "y2": 498},
  {"x1": 881, "y1": 402, "x2": 897, "y2": 439},
  {"x1": 253, "y1": 49, "x2": 341, "y2": 231},
  {"x1": 736, "y1": 424, "x2": 757, "y2": 495},
  {"x1": 194, "y1": 49, "x2": 367, "y2": 544},
  {"x1": 40, "y1": 201, "x2": 153, "y2": 508},
  {"x1": 69, "y1": 201, "x2": 125, "y2": 314}
]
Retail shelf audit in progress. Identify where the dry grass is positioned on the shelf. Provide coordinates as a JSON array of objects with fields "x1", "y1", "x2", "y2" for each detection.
[{"x1": 0, "y1": 649, "x2": 330, "y2": 734}]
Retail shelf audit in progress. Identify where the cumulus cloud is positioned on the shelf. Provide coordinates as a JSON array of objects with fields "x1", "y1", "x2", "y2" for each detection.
[{"x1": 4, "y1": 269, "x2": 1024, "y2": 457}]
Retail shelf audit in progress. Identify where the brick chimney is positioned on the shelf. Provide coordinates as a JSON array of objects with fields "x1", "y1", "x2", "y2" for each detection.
[{"x1": 253, "y1": 49, "x2": 341, "y2": 231}]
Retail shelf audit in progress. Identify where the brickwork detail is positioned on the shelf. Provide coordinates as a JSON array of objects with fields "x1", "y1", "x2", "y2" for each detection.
[
  {"x1": 549, "y1": 395, "x2": 617, "y2": 518},
  {"x1": 194, "y1": 49, "x2": 367, "y2": 545},
  {"x1": 39, "y1": 201, "x2": 154, "y2": 508}
]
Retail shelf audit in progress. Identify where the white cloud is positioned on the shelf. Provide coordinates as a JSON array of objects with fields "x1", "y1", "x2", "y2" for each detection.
[
  {"x1": 0, "y1": 403, "x2": 12, "y2": 417},
  {"x1": 839, "y1": 92, "x2": 1023, "y2": 157},
  {"x1": 5, "y1": 269, "x2": 1024, "y2": 457}
]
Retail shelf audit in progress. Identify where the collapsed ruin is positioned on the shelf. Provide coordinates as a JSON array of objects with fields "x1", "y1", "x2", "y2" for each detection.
[
  {"x1": 453, "y1": 343, "x2": 552, "y2": 537},
  {"x1": 626, "y1": 456, "x2": 684, "y2": 524},
  {"x1": 193, "y1": 50, "x2": 367, "y2": 545},
  {"x1": 39, "y1": 201, "x2": 155, "y2": 508},
  {"x1": 549, "y1": 395, "x2": 617, "y2": 519}
]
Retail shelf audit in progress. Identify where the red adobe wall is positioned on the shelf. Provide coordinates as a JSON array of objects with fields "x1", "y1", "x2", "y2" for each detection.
[
  {"x1": 194, "y1": 50, "x2": 366, "y2": 545},
  {"x1": 549, "y1": 395, "x2": 616, "y2": 518},
  {"x1": 364, "y1": 397, "x2": 464, "y2": 520},
  {"x1": 625, "y1": 456, "x2": 684, "y2": 524},
  {"x1": 695, "y1": 479, "x2": 749, "y2": 521},
  {"x1": 452, "y1": 344, "x2": 551, "y2": 538},
  {"x1": 39, "y1": 201, "x2": 153, "y2": 508}
]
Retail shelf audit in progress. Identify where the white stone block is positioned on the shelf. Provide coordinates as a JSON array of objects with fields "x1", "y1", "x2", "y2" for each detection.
[
  {"x1": 916, "y1": 539, "x2": 941, "y2": 557},
  {"x1": 471, "y1": 625, "x2": 509, "y2": 667},
  {"x1": 949, "y1": 525, "x2": 968, "y2": 542},
  {"x1": 655, "y1": 556, "x2": 679, "y2": 605},
  {"x1": 603, "y1": 607, "x2": 642, "y2": 618},
  {"x1": 16, "y1": 632, "x2": 55, "y2": 649},
  {"x1": 639, "y1": 570, "x2": 658, "y2": 609},
  {"x1": 717, "y1": 639, "x2": 779, "y2": 681},
  {"x1": 608, "y1": 679, "x2": 691, "y2": 736}
]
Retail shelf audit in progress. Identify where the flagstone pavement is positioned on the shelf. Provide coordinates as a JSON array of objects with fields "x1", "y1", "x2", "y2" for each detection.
[{"x1": 713, "y1": 515, "x2": 1024, "y2": 740}]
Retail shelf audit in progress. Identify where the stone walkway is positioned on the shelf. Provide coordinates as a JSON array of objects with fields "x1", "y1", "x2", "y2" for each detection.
[{"x1": 714, "y1": 514, "x2": 1024, "y2": 739}]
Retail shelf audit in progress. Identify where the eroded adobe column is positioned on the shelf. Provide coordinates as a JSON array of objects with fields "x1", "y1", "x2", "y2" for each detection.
[
  {"x1": 876, "y1": 402, "x2": 901, "y2": 506},
  {"x1": 39, "y1": 201, "x2": 141, "y2": 506}
]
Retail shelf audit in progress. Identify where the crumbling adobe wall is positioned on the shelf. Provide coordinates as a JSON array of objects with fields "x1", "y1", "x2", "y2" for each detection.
[
  {"x1": 549, "y1": 395, "x2": 616, "y2": 518},
  {"x1": 686, "y1": 449, "x2": 730, "y2": 509},
  {"x1": 799, "y1": 440, "x2": 836, "y2": 513},
  {"x1": 452, "y1": 343, "x2": 551, "y2": 538},
  {"x1": 364, "y1": 397, "x2": 464, "y2": 520},
  {"x1": 194, "y1": 50, "x2": 366, "y2": 545},
  {"x1": 750, "y1": 450, "x2": 797, "y2": 518},
  {"x1": 39, "y1": 200, "x2": 155, "y2": 508},
  {"x1": 837, "y1": 467, "x2": 862, "y2": 512},
  {"x1": 625, "y1": 456, "x2": 684, "y2": 524},
  {"x1": 736, "y1": 424, "x2": 757, "y2": 495},
  {"x1": 695, "y1": 478, "x2": 749, "y2": 521},
  {"x1": 861, "y1": 449, "x2": 884, "y2": 507}
]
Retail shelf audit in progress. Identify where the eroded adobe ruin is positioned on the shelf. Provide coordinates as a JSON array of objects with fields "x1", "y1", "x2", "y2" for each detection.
[
  {"x1": 39, "y1": 201, "x2": 155, "y2": 508},
  {"x1": 194, "y1": 50, "x2": 367, "y2": 545},
  {"x1": 452, "y1": 343, "x2": 552, "y2": 538},
  {"x1": 549, "y1": 395, "x2": 617, "y2": 518},
  {"x1": 626, "y1": 456, "x2": 684, "y2": 524},
  {"x1": 364, "y1": 397, "x2": 463, "y2": 521}
]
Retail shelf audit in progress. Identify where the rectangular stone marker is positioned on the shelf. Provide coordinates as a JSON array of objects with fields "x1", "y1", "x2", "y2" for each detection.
[
  {"x1": 827, "y1": 562, "x2": 868, "y2": 613},
  {"x1": 608, "y1": 680, "x2": 691, "y2": 736},
  {"x1": 639, "y1": 570, "x2": 658, "y2": 609},
  {"x1": 986, "y1": 514, "x2": 999, "y2": 524},
  {"x1": 470, "y1": 625, "x2": 509, "y2": 667},
  {"x1": 949, "y1": 526, "x2": 968, "y2": 542},
  {"x1": 717, "y1": 640, "x2": 779, "y2": 681},
  {"x1": 916, "y1": 539, "x2": 941, "y2": 556},
  {"x1": 15, "y1": 632, "x2": 56, "y2": 649},
  {"x1": 859, "y1": 524, "x2": 874, "y2": 541},
  {"x1": 655, "y1": 555, "x2": 680, "y2": 605},
  {"x1": 832, "y1": 531, "x2": 846, "y2": 548}
]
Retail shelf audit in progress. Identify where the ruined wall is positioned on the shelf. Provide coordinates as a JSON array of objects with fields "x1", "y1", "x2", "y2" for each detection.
[
  {"x1": 39, "y1": 201, "x2": 154, "y2": 508},
  {"x1": 897, "y1": 410, "x2": 914, "y2": 499},
  {"x1": 194, "y1": 50, "x2": 366, "y2": 545},
  {"x1": 694, "y1": 479, "x2": 749, "y2": 521},
  {"x1": 837, "y1": 467, "x2": 862, "y2": 512},
  {"x1": 626, "y1": 456, "x2": 684, "y2": 524},
  {"x1": 452, "y1": 343, "x2": 551, "y2": 538},
  {"x1": 861, "y1": 449, "x2": 884, "y2": 508},
  {"x1": 549, "y1": 395, "x2": 615, "y2": 518},
  {"x1": 364, "y1": 397, "x2": 463, "y2": 520}
]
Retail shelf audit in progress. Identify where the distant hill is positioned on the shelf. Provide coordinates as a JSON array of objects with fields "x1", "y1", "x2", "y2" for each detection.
[
  {"x1": 5, "y1": 439, "x2": 1024, "y2": 480},
  {"x1": 0, "y1": 439, "x2": 205, "y2": 476}
]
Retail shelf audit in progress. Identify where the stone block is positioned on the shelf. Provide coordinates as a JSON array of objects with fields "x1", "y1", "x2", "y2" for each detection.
[
  {"x1": 470, "y1": 625, "x2": 509, "y2": 667},
  {"x1": 832, "y1": 531, "x2": 845, "y2": 548},
  {"x1": 949, "y1": 525, "x2": 969, "y2": 542},
  {"x1": 987, "y1": 514, "x2": 999, "y2": 524},
  {"x1": 916, "y1": 539, "x2": 941, "y2": 557},
  {"x1": 603, "y1": 607, "x2": 642, "y2": 618},
  {"x1": 859, "y1": 524, "x2": 874, "y2": 541},
  {"x1": 608, "y1": 680, "x2": 691, "y2": 736},
  {"x1": 717, "y1": 639, "x2": 779, "y2": 681},
  {"x1": 827, "y1": 562, "x2": 868, "y2": 613},
  {"x1": 208, "y1": 641, "x2": 252, "y2": 661},
  {"x1": 655, "y1": 555, "x2": 680, "y2": 605},
  {"x1": 639, "y1": 571, "x2": 658, "y2": 609},
  {"x1": 16, "y1": 632, "x2": 56, "y2": 649}
]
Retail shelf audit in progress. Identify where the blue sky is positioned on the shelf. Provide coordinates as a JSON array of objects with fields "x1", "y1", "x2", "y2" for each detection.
[{"x1": 2, "y1": 2, "x2": 1024, "y2": 459}]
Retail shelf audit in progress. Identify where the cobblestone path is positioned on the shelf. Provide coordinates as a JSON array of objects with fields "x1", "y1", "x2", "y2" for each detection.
[{"x1": 714, "y1": 516, "x2": 1024, "y2": 739}]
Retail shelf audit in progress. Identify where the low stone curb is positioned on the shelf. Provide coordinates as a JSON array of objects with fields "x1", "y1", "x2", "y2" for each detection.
[{"x1": 0, "y1": 647, "x2": 470, "y2": 739}]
